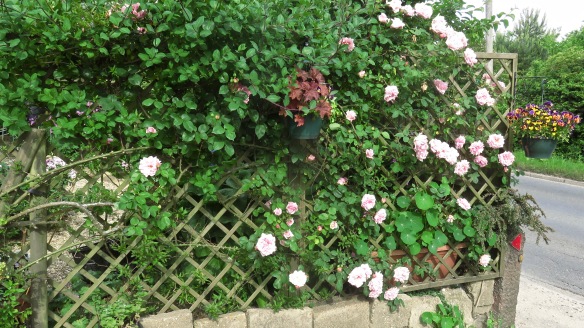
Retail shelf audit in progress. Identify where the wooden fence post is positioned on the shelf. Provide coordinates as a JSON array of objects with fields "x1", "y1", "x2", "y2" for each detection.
[{"x1": 27, "y1": 129, "x2": 48, "y2": 328}]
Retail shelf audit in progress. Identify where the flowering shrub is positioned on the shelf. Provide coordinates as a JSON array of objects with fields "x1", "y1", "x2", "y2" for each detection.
[
  {"x1": 0, "y1": 0, "x2": 518, "y2": 318},
  {"x1": 507, "y1": 101, "x2": 581, "y2": 142}
]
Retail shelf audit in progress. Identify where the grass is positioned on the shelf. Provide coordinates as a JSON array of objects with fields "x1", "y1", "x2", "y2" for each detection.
[{"x1": 513, "y1": 151, "x2": 584, "y2": 182}]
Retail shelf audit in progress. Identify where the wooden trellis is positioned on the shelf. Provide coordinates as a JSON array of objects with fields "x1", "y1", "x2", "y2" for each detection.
[{"x1": 0, "y1": 52, "x2": 517, "y2": 327}]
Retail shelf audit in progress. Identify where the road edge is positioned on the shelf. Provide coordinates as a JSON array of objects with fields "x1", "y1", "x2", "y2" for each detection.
[{"x1": 521, "y1": 171, "x2": 584, "y2": 188}]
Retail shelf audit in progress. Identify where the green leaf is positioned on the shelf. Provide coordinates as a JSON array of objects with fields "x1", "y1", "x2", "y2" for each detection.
[
  {"x1": 426, "y1": 210, "x2": 439, "y2": 227},
  {"x1": 255, "y1": 124, "x2": 267, "y2": 139},
  {"x1": 415, "y1": 192, "x2": 434, "y2": 210},
  {"x1": 129, "y1": 74, "x2": 143, "y2": 86},
  {"x1": 354, "y1": 239, "x2": 369, "y2": 256},
  {"x1": 142, "y1": 98, "x2": 154, "y2": 106},
  {"x1": 463, "y1": 225, "x2": 476, "y2": 237},
  {"x1": 266, "y1": 94, "x2": 280, "y2": 103},
  {"x1": 420, "y1": 312, "x2": 434, "y2": 324},
  {"x1": 396, "y1": 196, "x2": 410, "y2": 209}
]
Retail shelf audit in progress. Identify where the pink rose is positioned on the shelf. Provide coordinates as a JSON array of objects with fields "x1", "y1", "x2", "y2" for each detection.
[
  {"x1": 330, "y1": 221, "x2": 339, "y2": 229},
  {"x1": 393, "y1": 266, "x2": 410, "y2": 283},
  {"x1": 346, "y1": 110, "x2": 357, "y2": 122},
  {"x1": 469, "y1": 140, "x2": 484, "y2": 155},
  {"x1": 289, "y1": 270, "x2": 307, "y2": 288},
  {"x1": 447, "y1": 215, "x2": 455, "y2": 223},
  {"x1": 384, "y1": 287, "x2": 400, "y2": 301},
  {"x1": 378, "y1": 13, "x2": 389, "y2": 24},
  {"x1": 445, "y1": 30, "x2": 468, "y2": 50},
  {"x1": 317, "y1": 225, "x2": 323, "y2": 232},
  {"x1": 361, "y1": 194, "x2": 376, "y2": 211},
  {"x1": 457, "y1": 198, "x2": 471, "y2": 211},
  {"x1": 387, "y1": 0, "x2": 402, "y2": 13},
  {"x1": 443, "y1": 147, "x2": 459, "y2": 165},
  {"x1": 474, "y1": 155, "x2": 488, "y2": 168},
  {"x1": 365, "y1": 148, "x2": 374, "y2": 159},
  {"x1": 401, "y1": 5, "x2": 415, "y2": 16},
  {"x1": 358, "y1": 70, "x2": 366, "y2": 78},
  {"x1": 487, "y1": 134, "x2": 505, "y2": 149},
  {"x1": 454, "y1": 160, "x2": 470, "y2": 176},
  {"x1": 434, "y1": 79, "x2": 448, "y2": 95},
  {"x1": 337, "y1": 177, "x2": 348, "y2": 185},
  {"x1": 384, "y1": 85, "x2": 399, "y2": 103},
  {"x1": 498, "y1": 151, "x2": 515, "y2": 167},
  {"x1": 138, "y1": 156, "x2": 161, "y2": 177},
  {"x1": 255, "y1": 233, "x2": 277, "y2": 257},
  {"x1": 414, "y1": 134, "x2": 429, "y2": 161},
  {"x1": 273, "y1": 208, "x2": 282, "y2": 216},
  {"x1": 373, "y1": 209, "x2": 387, "y2": 224},
  {"x1": 479, "y1": 254, "x2": 491, "y2": 267},
  {"x1": 307, "y1": 154, "x2": 316, "y2": 161},
  {"x1": 464, "y1": 48, "x2": 478, "y2": 66},
  {"x1": 338, "y1": 37, "x2": 355, "y2": 52},
  {"x1": 286, "y1": 218, "x2": 294, "y2": 226},
  {"x1": 390, "y1": 18, "x2": 405, "y2": 29},
  {"x1": 286, "y1": 201, "x2": 299, "y2": 214},
  {"x1": 414, "y1": 3, "x2": 433, "y2": 19},
  {"x1": 283, "y1": 230, "x2": 294, "y2": 240},
  {"x1": 431, "y1": 15, "x2": 449, "y2": 38},
  {"x1": 348, "y1": 266, "x2": 367, "y2": 288},
  {"x1": 145, "y1": 126, "x2": 157, "y2": 134},
  {"x1": 455, "y1": 135, "x2": 466, "y2": 149},
  {"x1": 360, "y1": 263, "x2": 373, "y2": 279},
  {"x1": 368, "y1": 272, "x2": 384, "y2": 298},
  {"x1": 137, "y1": 27, "x2": 147, "y2": 34},
  {"x1": 475, "y1": 88, "x2": 495, "y2": 106}
]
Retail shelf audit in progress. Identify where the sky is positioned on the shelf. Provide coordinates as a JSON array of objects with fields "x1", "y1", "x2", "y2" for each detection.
[{"x1": 464, "y1": 0, "x2": 584, "y2": 39}]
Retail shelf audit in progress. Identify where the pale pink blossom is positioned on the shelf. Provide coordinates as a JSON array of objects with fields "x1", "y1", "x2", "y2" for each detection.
[
  {"x1": 454, "y1": 160, "x2": 470, "y2": 176},
  {"x1": 368, "y1": 272, "x2": 384, "y2": 298},
  {"x1": 317, "y1": 225, "x2": 323, "y2": 232},
  {"x1": 390, "y1": 18, "x2": 405, "y2": 29},
  {"x1": 283, "y1": 230, "x2": 294, "y2": 240},
  {"x1": 443, "y1": 147, "x2": 460, "y2": 165},
  {"x1": 360, "y1": 264, "x2": 373, "y2": 279},
  {"x1": 401, "y1": 5, "x2": 415, "y2": 16},
  {"x1": 338, "y1": 37, "x2": 355, "y2": 52},
  {"x1": 475, "y1": 88, "x2": 495, "y2": 106},
  {"x1": 286, "y1": 202, "x2": 299, "y2": 214},
  {"x1": 498, "y1": 151, "x2": 515, "y2": 167},
  {"x1": 414, "y1": 134, "x2": 429, "y2": 161},
  {"x1": 307, "y1": 154, "x2": 316, "y2": 161},
  {"x1": 469, "y1": 141, "x2": 485, "y2": 155},
  {"x1": 131, "y1": 3, "x2": 147, "y2": 20},
  {"x1": 474, "y1": 155, "x2": 488, "y2": 168},
  {"x1": 431, "y1": 15, "x2": 449, "y2": 38},
  {"x1": 145, "y1": 126, "x2": 157, "y2": 134},
  {"x1": 387, "y1": 0, "x2": 402, "y2": 13},
  {"x1": 137, "y1": 27, "x2": 147, "y2": 34},
  {"x1": 384, "y1": 85, "x2": 399, "y2": 103},
  {"x1": 447, "y1": 215, "x2": 455, "y2": 223},
  {"x1": 255, "y1": 233, "x2": 277, "y2": 257},
  {"x1": 479, "y1": 254, "x2": 491, "y2": 267},
  {"x1": 361, "y1": 194, "x2": 376, "y2": 211},
  {"x1": 373, "y1": 209, "x2": 387, "y2": 224},
  {"x1": 365, "y1": 148, "x2": 374, "y2": 159},
  {"x1": 273, "y1": 208, "x2": 282, "y2": 216},
  {"x1": 337, "y1": 177, "x2": 348, "y2": 185},
  {"x1": 429, "y1": 139, "x2": 443, "y2": 153},
  {"x1": 487, "y1": 134, "x2": 505, "y2": 149},
  {"x1": 378, "y1": 13, "x2": 389, "y2": 24},
  {"x1": 384, "y1": 287, "x2": 400, "y2": 301},
  {"x1": 289, "y1": 270, "x2": 308, "y2": 288},
  {"x1": 455, "y1": 135, "x2": 466, "y2": 149},
  {"x1": 346, "y1": 110, "x2": 357, "y2": 122},
  {"x1": 68, "y1": 169, "x2": 77, "y2": 179},
  {"x1": 358, "y1": 70, "x2": 366, "y2": 78},
  {"x1": 457, "y1": 198, "x2": 471, "y2": 211},
  {"x1": 445, "y1": 30, "x2": 468, "y2": 51},
  {"x1": 330, "y1": 221, "x2": 339, "y2": 229},
  {"x1": 348, "y1": 266, "x2": 368, "y2": 288},
  {"x1": 464, "y1": 48, "x2": 478, "y2": 66},
  {"x1": 286, "y1": 218, "x2": 294, "y2": 226},
  {"x1": 138, "y1": 156, "x2": 161, "y2": 177},
  {"x1": 434, "y1": 79, "x2": 448, "y2": 94},
  {"x1": 414, "y1": 3, "x2": 433, "y2": 19},
  {"x1": 393, "y1": 266, "x2": 410, "y2": 283},
  {"x1": 482, "y1": 73, "x2": 492, "y2": 83}
]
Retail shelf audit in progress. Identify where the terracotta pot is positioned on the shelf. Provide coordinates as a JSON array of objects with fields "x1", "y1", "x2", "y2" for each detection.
[{"x1": 388, "y1": 243, "x2": 467, "y2": 281}]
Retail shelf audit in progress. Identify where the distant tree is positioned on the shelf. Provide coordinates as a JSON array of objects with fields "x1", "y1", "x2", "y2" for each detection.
[{"x1": 495, "y1": 8, "x2": 559, "y2": 73}]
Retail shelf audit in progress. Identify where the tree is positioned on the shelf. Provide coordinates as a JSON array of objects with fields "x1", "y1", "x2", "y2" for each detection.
[{"x1": 495, "y1": 8, "x2": 559, "y2": 73}]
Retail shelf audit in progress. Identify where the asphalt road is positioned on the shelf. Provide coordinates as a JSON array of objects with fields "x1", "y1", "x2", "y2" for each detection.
[{"x1": 515, "y1": 175, "x2": 584, "y2": 296}]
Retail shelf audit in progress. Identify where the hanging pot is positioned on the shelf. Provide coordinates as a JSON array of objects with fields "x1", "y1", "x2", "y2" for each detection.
[
  {"x1": 288, "y1": 116, "x2": 323, "y2": 140},
  {"x1": 522, "y1": 138, "x2": 558, "y2": 159}
]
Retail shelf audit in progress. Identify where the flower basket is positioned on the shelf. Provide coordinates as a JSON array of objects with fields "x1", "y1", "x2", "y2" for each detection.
[
  {"x1": 288, "y1": 116, "x2": 323, "y2": 140},
  {"x1": 522, "y1": 138, "x2": 558, "y2": 159}
]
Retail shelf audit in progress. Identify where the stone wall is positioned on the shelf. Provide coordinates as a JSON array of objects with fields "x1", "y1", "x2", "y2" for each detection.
[{"x1": 139, "y1": 281, "x2": 496, "y2": 328}]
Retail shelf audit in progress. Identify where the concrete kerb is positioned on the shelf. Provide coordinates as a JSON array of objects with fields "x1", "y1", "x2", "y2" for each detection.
[{"x1": 522, "y1": 171, "x2": 584, "y2": 187}]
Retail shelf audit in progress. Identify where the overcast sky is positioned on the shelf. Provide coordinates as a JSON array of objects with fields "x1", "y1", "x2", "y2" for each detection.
[{"x1": 464, "y1": 0, "x2": 584, "y2": 39}]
